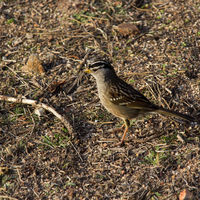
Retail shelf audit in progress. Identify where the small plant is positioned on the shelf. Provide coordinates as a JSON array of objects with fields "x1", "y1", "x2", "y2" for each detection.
[
  {"x1": 160, "y1": 10, "x2": 164, "y2": 14},
  {"x1": 42, "y1": 133, "x2": 70, "y2": 148},
  {"x1": 162, "y1": 63, "x2": 167, "y2": 73},
  {"x1": 114, "y1": 46, "x2": 119, "y2": 51},
  {"x1": 129, "y1": 79, "x2": 135, "y2": 83},
  {"x1": 8, "y1": 105, "x2": 24, "y2": 122},
  {"x1": 65, "y1": 181, "x2": 76, "y2": 187},
  {"x1": 95, "y1": 173, "x2": 107, "y2": 181},
  {"x1": 144, "y1": 148, "x2": 158, "y2": 166},
  {"x1": 157, "y1": 15, "x2": 162, "y2": 20},
  {"x1": 73, "y1": 12, "x2": 86, "y2": 23},
  {"x1": 150, "y1": 192, "x2": 162, "y2": 199},
  {"x1": 181, "y1": 42, "x2": 187, "y2": 47},
  {"x1": 144, "y1": 146, "x2": 169, "y2": 166},
  {"x1": 184, "y1": 19, "x2": 190, "y2": 23},
  {"x1": 6, "y1": 18, "x2": 15, "y2": 24},
  {"x1": 161, "y1": 134, "x2": 177, "y2": 144},
  {"x1": 72, "y1": 11, "x2": 96, "y2": 24},
  {"x1": 167, "y1": 19, "x2": 172, "y2": 24},
  {"x1": 141, "y1": 4, "x2": 150, "y2": 9},
  {"x1": 171, "y1": 52, "x2": 176, "y2": 56},
  {"x1": 62, "y1": 128, "x2": 68, "y2": 133}
]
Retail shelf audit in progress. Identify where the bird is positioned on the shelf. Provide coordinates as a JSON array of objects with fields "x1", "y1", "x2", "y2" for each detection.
[{"x1": 84, "y1": 60, "x2": 196, "y2": 145}]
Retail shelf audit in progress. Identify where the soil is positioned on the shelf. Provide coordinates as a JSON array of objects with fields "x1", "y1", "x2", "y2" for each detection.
[{"x1": 0, "y1": 0, "x2": 200, "y2": 199}]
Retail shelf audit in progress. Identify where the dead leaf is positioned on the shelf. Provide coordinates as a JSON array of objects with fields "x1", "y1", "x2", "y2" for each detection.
[
  {"x1": 22, "y1": 54, "x2": 45, "y2": 75},
  {"x1": 179, "y1": 189, "x2": 194, "y2": 200},
  {"x1": 114, "y1": 23, "x2": 140, "y2": 37},
  {"x1": 48, "y1": 80, "x2": 67, "y2": 93}
]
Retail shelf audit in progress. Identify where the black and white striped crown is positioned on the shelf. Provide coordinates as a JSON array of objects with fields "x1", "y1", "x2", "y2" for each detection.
[{"x1": 88, "y1": 60, "x2": 113, "y2": 72}]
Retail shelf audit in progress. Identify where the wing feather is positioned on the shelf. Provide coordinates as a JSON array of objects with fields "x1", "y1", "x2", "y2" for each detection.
[{"x1": 108, "y1": 78, "x2": 157, "y2": 110}]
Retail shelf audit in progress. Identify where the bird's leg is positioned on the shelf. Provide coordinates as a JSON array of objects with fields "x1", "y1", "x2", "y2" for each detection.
[
  {"x1": 112, "y1": 123, "x2": 125, "y2": 133},
  {"x1": 119, "y1": 123, "x2": 126, "y2": 130},
  {"x1": 112, "y1": 119, "x2": 130, "y2": 146},
  {"x1": 119, "y1": 119, "x2": 130, "y2": 145}
]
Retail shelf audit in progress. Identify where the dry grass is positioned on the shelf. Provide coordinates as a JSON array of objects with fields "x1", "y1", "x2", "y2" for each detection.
[{"x1": 0, "y1": 0, "x2": 200, "y2": 199}]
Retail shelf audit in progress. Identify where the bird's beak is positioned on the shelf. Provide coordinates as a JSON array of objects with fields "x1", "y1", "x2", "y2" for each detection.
[{"x1": 84, "y1": 68, "x2": 92, "y2": 73}]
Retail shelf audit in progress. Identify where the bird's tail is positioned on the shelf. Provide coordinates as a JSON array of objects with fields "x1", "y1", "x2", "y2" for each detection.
[{"x1": 156, "y1": 107, "x2": 196, "y2": 123}]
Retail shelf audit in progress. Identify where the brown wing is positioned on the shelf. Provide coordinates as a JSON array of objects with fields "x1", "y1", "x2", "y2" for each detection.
[{"x1": 108, "y1": 78, "x2": 158, "y2": 110}]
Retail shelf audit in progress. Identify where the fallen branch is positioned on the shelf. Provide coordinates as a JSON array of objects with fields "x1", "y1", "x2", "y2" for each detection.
[
  {"x1": 0, "y1": 95, "x2": 75, "y2": 135},
  {"x1": 0, "y1": 196, "x2": 18, "y2": 200}
]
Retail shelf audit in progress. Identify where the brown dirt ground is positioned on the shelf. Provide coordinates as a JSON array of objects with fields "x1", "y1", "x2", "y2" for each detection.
[{"x1": 0, "y1": 0, "x2": 200, "y2": 199}]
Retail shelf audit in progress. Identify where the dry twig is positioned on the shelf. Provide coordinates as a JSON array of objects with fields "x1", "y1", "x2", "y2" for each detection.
[
  {"x1": 0, "y1": 196, "x2": 18, "y2": 200},
  {"x1": 67, "y1": 49, "x2": 92, "y2": 94},
  {"x1": 0, "y1": 95, "x2": 75, "y2": 135}
]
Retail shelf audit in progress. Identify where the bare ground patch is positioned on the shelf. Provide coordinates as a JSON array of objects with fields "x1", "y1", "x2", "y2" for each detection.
[{"x1": 0, "y1": 0, "x2": 200, "y2": 199}]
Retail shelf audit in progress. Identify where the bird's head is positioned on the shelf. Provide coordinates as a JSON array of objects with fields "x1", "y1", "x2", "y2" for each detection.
[{"x1": 85, "y1": 60, "x2": 115, "y2": 79}]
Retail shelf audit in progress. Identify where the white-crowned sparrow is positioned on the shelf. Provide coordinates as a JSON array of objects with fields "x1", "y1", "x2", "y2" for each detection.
[{"x1": 85, "y1": 60, "x2": 195, "y2": 144}]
